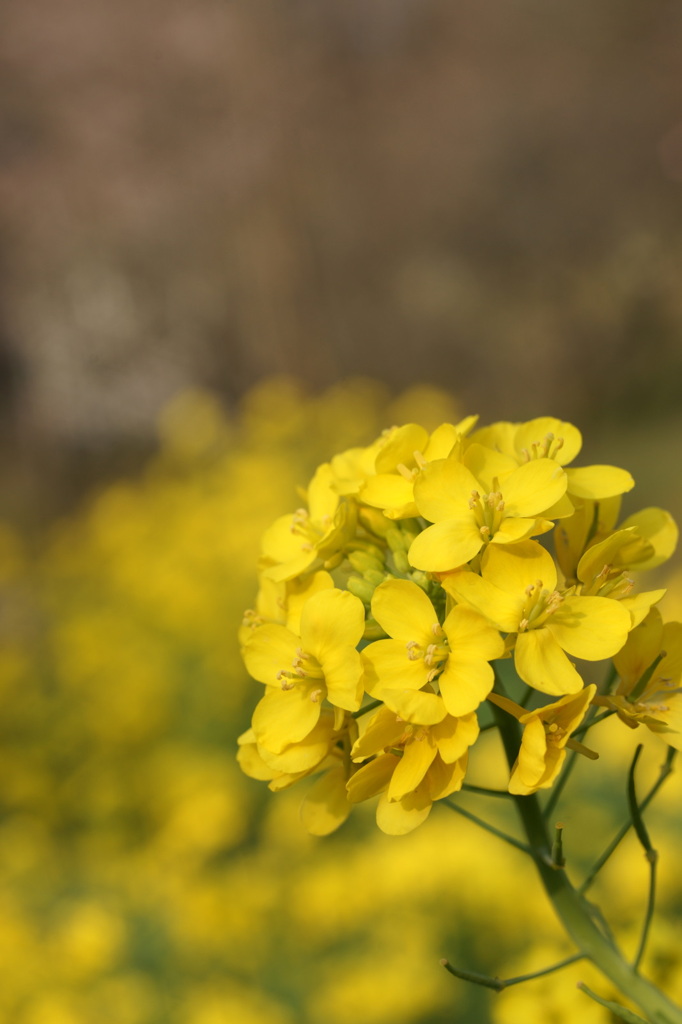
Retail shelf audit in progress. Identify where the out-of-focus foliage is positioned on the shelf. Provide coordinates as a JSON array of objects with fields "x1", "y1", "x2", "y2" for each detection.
[{"x1": 0, "y1": 378, "x2": 680, "y2": 1023}]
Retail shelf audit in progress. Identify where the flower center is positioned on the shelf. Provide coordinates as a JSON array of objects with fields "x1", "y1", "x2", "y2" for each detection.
[
  {"x1": 396, "y1": 449, "x2": 428, "y2": 482},
  {"x1": 582, "y1": 565, "x2": 634, "y2": 599},
  {"x1": 520, "y1": 432, "x2": 565, "y2": 462},
  {"x1": 289, "y1": 508, "x2": 331, "y2": 552},
  {"x1": 468, "y1": 489, "x2": 506, "y2": 540},
  {"x1": 545, "y1": 721, "x2": 567, "y2": 745},
  {"x1": 518, "y1": 580, "x2": 564, "y2": 631},
  {"x1": 405, "y1": 623, "x2": 449, "y2": 682},
  {"x1": 276, "y1": 646, "x2": 325, "y2": 690}
]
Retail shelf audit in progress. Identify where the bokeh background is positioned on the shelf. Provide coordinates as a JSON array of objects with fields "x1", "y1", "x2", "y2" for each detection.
[{"x1": 1, "y1": 2, "x2": 682, "y2": 1022}]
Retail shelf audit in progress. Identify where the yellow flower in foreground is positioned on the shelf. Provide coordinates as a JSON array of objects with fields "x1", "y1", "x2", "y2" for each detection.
[
  {"x1": 358, "y1": 418, "x2": 477, "y2": 520},
  {"x1": 347, "y1": 704, "x2": 478, "y2": 834},
  {"x1": 555, "y1": 496, "x2": 678, "y2": 588},
  {"x1": 602, "y1": 608, "x2": 682, "y2": 748},
  {"x1": 470, "y1": 416, "x2": 635, "y2": 503},
  {"x1": 260, "y1": 463, "x2": 357, "y2": 582},
  {"x1": 507, "y1": 685, "x2": 596, "y2": 795},
  {"x1": 242, "y1": 589, "x2": 365, "y2": 752},
  {"x1": 362, "y1": 579, "x2": 504, "y2": 717},
  {"x1": 408, "y1": 451, "x2": 567, "y2": 573},
  {"x1": 443, "y1": 541, "x2": 631, "y2": 696},
  {"x1": 237, "y1": 716, "x2": 354, "y2": 835}
]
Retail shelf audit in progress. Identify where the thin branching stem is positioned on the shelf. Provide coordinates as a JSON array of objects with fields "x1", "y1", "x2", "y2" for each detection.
[
  {"x1": 580, "y1": 747, "x2": 676, "y2": 894},
  {"x1": 440, "y1": 953, "x2": 585, "y2": 991},
  {"x1": 443, "y1": 799, "x2": 534, "y2": 857},
  {"x1": 461, "y1": 783, "x2": 514, "y2": 799}
]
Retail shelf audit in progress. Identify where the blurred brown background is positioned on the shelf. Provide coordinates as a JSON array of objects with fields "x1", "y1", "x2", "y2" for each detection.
[{"x1": 2, "y1": 0, "x2": 682, "y2": 520}]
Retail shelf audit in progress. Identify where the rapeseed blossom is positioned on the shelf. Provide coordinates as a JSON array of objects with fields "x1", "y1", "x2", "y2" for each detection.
[{"x1": 238, "y1": 408, "x2": 680, "y2": 835}]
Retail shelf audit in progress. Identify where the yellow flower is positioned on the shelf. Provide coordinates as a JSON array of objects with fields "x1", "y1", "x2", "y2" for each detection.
[
  {"x1": 408, "y1": 450, "x2": 567, "y2": 573},
  {"x1": 555, "y1": 497, "x2": 678, "y2": 587},
  {"x1": 242, "y1": 589, "x2": 365, "y2": 752},
  {"x1": 507, "y1": 685, "x2": 596, "y2": 795},
  {"x1": 346, "y1": 704, "x2": 478, "y2": 834},
  {"x1": 470, "y1": 416, "x2": 634, "y2": 504},
  {"x1": 260, "y1": 463, "x2": 357, "y2": 582},
  {"x1": 238, "y1": 570, "x2": 335, "y2": 646},
  {"x1": 238, "y1": 716, "x2": 354, "y2": 835},
  {"x1": 362, "y1": 579, "x2": 504, "y2": 717},
  {"x1": 358, "y1": 418, "x2": 477, "y2": 520},
  {"x1": 443, "y1": 541, "x2": 631, "y2": 696},
  {"x1": 601, "y1": 608, "x2": 682, "y2": 747}
]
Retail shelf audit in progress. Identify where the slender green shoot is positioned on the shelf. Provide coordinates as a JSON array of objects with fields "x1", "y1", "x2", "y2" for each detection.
[
  {"x1": 628, "y1": 745, "x2": 659, "y2": 973},
  {"x1": 443, "y1": 799, "x2": 534, "y2": 858},
  {"x1": 580, "y1": 747, "x2": 676, "y2": 894},
  {"x1": 440, "y1": 953, "x2": 585, "y2": 992}
]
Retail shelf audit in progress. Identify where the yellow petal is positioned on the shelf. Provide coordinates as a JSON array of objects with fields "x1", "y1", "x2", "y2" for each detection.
[
  {"x1": 362, "y1": 640, "x2": 428, "y2": 695},
  {"x1": 566, "y1": 465, "x2": 635, "y2": 500},
  {"x1": 320, "y1": 645, "x2": 364, "y2": 711},
  {"x1": 481, "y1": 541, "x2": 557, "y2": 596},
  {"x1": 375, "y1": 423, "x2": 429, "y2": 474},
  {"x1": 489, "y1": 516, "x2": 546, "y2": 545},
  {"x1": 432, "y1": 713, "x2": 479, "y2": 763},
  {"x1": 300, "y1": 767, "x2": 352, "y2": 835},
  {"x1": 500, "y1": 458, "x2": 567, "y2": 516},
  {"x1": 577, "y1": 528, "x2": 641, "y2": 583},
  {"x1": 360, "y1": 473, "x2": 416, "y2": 516},
  {"x1": 442, "y1": 572, "x2": 521, "y2": 633},
  {"x1": 285, "y1": 571, "x2": 335, "y2": 634},
  {"x1": 380, "y1": 688, "x2": 447, "y2": 725},
  {"x1": 463, "y1": 443, "x2": 517, "y2": 489},
  {"x1": 514, "y1": 628, "x2": 583, "y2": 695},
  {"x1": 620, "y1": 589, "x2": 666, "y2": 629},
  {"x1": 443, "y1": 605, "x2": 505, "y2": 661},
  {"x1": 258, "y1": 714, "x2": 334, "y2": 773},
  {"x1": 438, "y1": 656, "x2": 495, "y2": 716},
  {"x1": 512, "y1": 718, "x2": 548, "y2": 787},
  {"x1": 425, "y1": 422, "x2": 463, "y2": 459},
  {"x1": 614, "y1": 609, "x2": 664, "y2": 689},
  {"x1": 408, "y1": 518, "x2": 482, "y2": 572},
  {"x1": 388, "y1": 734, "x2": 438, "y2": 801},
  {"x1": 376, "y1": 788, "x2": 432, "y2": 835},
  {"x1": 514, "y1": 417, "x2": 582, "y2": 466},
  {"x1": 620, "y1": 507, "x2": 679, "y2": 570},
  {"x1": 347, "y1": 753, "x2": 398, "y2": 803},
  {"x1": 371, "y1": 579, "x2": 439, "y2": 644},
  {"x1": 301, "y1": 589, "x2": 365, "y2": 657},
  {"x1": 242, "y1": 624, "x2": 300, "y2": 686},
  {"x1": 261, "y1": 513, "x2": 307, "y2": 565},
  {"x1": 426, "y1": 753, "x2": 468, "y2": 799},
  {"x1": 236, "y1": 741, "x2": 279, "y2": 781},
  {"x1": 251, "y1": 684, "x2": 321, "y2": 753},
  {"x1": 306, "y1": 462, "x2": 340, "y2": 521},
  {"x1": 351, "y1": 706, "x2": 403, "y2": 761},
  {"x1": 547, "y1": 596, "x2": 631, "y2": 660},
  {"x1": 413, "y1": 459, "x2": 480, "y2": 522}
]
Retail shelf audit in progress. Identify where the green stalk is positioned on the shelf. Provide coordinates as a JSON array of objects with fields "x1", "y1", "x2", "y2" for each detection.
[{"x1": 491, "y1": 700, "x2": 682, "y2": 1024}]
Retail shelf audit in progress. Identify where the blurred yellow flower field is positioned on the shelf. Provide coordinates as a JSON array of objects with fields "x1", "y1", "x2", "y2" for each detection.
[{"x1": 0, "y1": 378, "x2": 680, "y2": 1023}]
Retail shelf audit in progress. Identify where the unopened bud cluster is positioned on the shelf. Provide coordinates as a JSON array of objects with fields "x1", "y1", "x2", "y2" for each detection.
[{"x1": 237, "y1": 416, "x2": 680, "y2": 835}]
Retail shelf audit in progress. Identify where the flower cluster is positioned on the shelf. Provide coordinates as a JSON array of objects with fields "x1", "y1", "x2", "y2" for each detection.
[{"x1": 238, "y1": 415, "x2": 679, "y2": 834}]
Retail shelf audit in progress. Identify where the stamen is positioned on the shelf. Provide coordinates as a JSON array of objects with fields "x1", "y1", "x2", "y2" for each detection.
[{"x1": 310, "y1": 688, "x2": 323, "y2": 703}]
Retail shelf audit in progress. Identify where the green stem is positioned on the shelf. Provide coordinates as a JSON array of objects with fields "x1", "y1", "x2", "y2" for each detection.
[
  {"x1": 580, "y1": 747, "x2": 676, "y2": 894},
  {"x1": 491, "y1": 700, "x2": 682, "y2": 1024},
  {"x1": 440, "y1": 952, "x2": 585, "y2": 991},
  {"x1": 443, "y1": 799, "x2": 534, "y2": 857}
]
